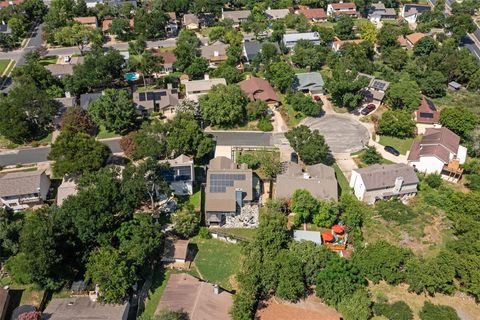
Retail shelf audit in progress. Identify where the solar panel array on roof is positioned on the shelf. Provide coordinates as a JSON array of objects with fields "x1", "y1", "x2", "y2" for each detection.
[
  {"x1": 419, "y1": 112, "x2": 434, "y2": 118},
  {"x1": 162, "y1": 166, "x2": 192, "y2": 182},
  {"x1": 139, "y1": 91, "x2": 167, "y2": 102},
  {"x1": 210, "y1": 173, "x2": 246, "y2": 193},
  {"x1": 371, "y1": 80, "x2": 387, "y2": 91},
  {"x1": 426, "y1": 99, "x2": 436, "y2": 111}
]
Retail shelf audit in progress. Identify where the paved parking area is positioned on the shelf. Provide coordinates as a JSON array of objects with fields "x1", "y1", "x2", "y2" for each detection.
[{"x1": 302, "y1": 115, "x2": 370, "y2": 153}]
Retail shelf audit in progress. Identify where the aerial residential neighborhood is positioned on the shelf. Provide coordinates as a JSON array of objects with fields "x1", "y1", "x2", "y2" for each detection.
[{"x1": 0, "y1": 0, "x2": 480, "y2": 320}]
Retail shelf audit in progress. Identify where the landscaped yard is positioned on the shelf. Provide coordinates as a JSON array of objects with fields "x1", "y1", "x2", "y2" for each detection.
[
  {"x1": 0, "y1": 59, "x2": 12, "y2": 75},
  {"x1": 332, "y1": 163, "x2": 350, "y2": 195},
  {"x1": 38, "y1": 55, "x2": 58, "y2": 66},
  {"x1": 433, "y1": 90, "x2": 480, "y2": 115},
  {"x1": 190, "y1": 237, "x2": 242, "y2": 291},
  {"x1": 378, "y1": 136, "x2": 414, "y2": 155},
  {"x1": 96, "y1": 125, "x2": 119, "y2": 139},
  {"x1": 352, "y1": 149, "x2": 395, "y2": 168},
  {"x1": 214, "y1": 228, "x2": 257, "y2": 241},
  {"x1": 187, "y1": 187, "x2": 202, "y2": 212}
]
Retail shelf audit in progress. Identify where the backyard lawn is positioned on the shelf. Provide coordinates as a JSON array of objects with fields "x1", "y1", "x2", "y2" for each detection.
[
  {"x1": 433, "y1": 90, "x2": 480, "y2": 115},
  {"x1": 190, "y1": 238, "x2": 242, "y2": 291},
  {"x1": 96, "y1": 125, "x2": 119, "y2": 139},
  {"x1": 138, "y1": 268, "x2": 171, "y2": 320},
  {"x1": 333, "y1": 163, "x2": 350, "y2": 195},
  {"x1": 214, "y1": 228, "x2": 257, "y2": 241},
  {"x1": 378, "y1": 136, "x2": 414, "y2": 155},
  {"x1": 352, "y1": 149, "x2": 395, "y2": 168}
]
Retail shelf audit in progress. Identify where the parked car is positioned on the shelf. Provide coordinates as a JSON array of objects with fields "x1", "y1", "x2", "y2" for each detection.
[
  {"x1": 290, "y1": 152, "x2": 299, "y2": 163},
  {"x1": 384, "y1": 146, "x2": 400, "y2": 156},
  {"x1": 361, "y1": 104, "x2": 376, "y2": 115}
]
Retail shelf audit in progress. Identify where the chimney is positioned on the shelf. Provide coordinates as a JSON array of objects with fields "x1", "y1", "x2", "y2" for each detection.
[
  {"x1": 303, "y1": 172, "x2": 310, "y2": 179},
  {"x1": 235, "y1": 188, "x2": 243, "y2": 211},
  {"x1": 393, "y1": 177, "x2": 404, "y2": 193},
  {"x1": 204, "y1": 74, "x2": 210, "y2": 80},
  {"x1": 213, "y1": 284, "x2": 220, "y2": 295},
  {"x1": 213, "y1": 50, "x2": 219, "y2": 57}
]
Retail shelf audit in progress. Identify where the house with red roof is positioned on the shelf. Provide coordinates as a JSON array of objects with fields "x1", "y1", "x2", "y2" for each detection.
[
  {"x1": 415, "y1": 96, "x2": 439, "y2": 124},
  {"x1": 327, "y1": 2, "x2": 357, "y2": 17},
  {"x1": 297, "y1": 8, "x2": 327, "y2": 22},
  {"x1": 151, "y1": 50, "x2": 177, "y2": 73},
  {"x1": 239, "y1": 76, "x2": 280, "y2": 107},
  {"x1": 408, "y1": 127, "x2": 467, "y2": 177}
]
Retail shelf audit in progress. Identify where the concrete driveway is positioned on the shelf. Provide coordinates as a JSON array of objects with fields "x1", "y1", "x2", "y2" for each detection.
[{"x1": 301, "y1": 115, "x2": 370, "y2": 154}]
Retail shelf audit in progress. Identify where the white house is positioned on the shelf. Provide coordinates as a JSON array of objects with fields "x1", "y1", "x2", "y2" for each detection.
[
  {"x1": 282, "y1": 32, "x2": 320, "y2": 49},
  {"x1": 408, "y1": 127, "x2": 467, "y2": 177},
  {"x1": 327, "y1": 2, "x2": 357, "y2": 17},
  {"x1": 162, "y1": 154, "x2": 195, "y2": 196},
  {"x1": 0, "y1": 170, "x2": 50, "y2": 211},
  {"x1": 349, "y1": 164, "x2": 419, "y2": 204},
  {"x1": 400, "y1": 4, "x2": 431, "y2": 24}
]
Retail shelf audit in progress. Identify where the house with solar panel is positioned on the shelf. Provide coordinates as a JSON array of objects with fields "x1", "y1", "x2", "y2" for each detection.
[
  {"x1": 161, "y1": 155, "x2": 195, "y2": 196},
  {"x1": 357, "y1": 73, "x2": 390, "y2": 104},
  {"x1": 132, "y1": 85, "x2": 179, "y2": 117},
  {"x1": 400, "y1": 3, "x2": 431, "y2": 24},
  {"x1": 414, "y1": 96, "x2": 439, "y2": 134},
  {"x1": 205, "y1": 157, "x2": 254, "y2": 226}
]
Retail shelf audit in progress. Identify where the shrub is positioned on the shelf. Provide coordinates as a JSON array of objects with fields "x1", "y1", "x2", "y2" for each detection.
[
  {"x1": 373, "y1": 301, "x2": 413, "y2": 320},
  {"x1": 375, "y1": 199, "x2": 417, "y2": 224},
  {"x1": 361, "y1": 146, "x2": 382, "y2": 165},
  {"x1": 419, "y1": 302, "x2": 460, "y2": 320},
  {"x1": 466, "y1": 174, "x2": 480, "y2": 191},
  {"x1": 198, "y1": 227, "x2": 211, "y2": 239},
  {"x1": 237, "y1": 153, "x2": 261, "y2": 169},
  {"x1": 424, "y1": 174, "x2": 442, "y2": 188},
  {"x1": 246, "y1": 101, "x2": 268, "y2": 121},
  {"x1": 257, "y1": 117, "x2": 273, "y2": 132}
]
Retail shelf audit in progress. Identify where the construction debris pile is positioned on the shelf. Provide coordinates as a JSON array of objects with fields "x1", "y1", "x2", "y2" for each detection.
[{"x1": 224, "y1": 205, "x2": 259, "y2": 228}]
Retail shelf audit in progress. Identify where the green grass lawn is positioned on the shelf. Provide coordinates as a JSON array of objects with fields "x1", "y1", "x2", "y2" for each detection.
[
  {"x1": 190, "y1": 238, "x2": 242, "y2": 291},
  {"x1": 188, "y1": 187, "x2": 202, "y2": 212},
  {"x1": 96, "y1": 125, "x2": 119, "y2": 139},
  {"x1": 138, "y1": 268, "x2": 171, "y2": 320},
  {"x1": 353, "y1": 150, "x2": 395, "y2": 168},
  {"x1": 378, "y1": 136, "x2": 414, "y2": 155},
  {"x1": 38, "y1": 56, "x2": 58, "y2": 66},
  {"x1": 333, "y1": 163, "x2": 351, "y2": 195},
  {"x1": 0, "y1": 59, "x2": 11, "y2": 75},
  {"x1": 433, "y1": 90, "x2": 480, "y2": 115},
  {"x1": 214, "y1": 228, "x2": 257, "y2": 241}
]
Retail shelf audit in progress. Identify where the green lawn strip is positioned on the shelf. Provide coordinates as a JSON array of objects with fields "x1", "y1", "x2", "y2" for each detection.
[
  {"x1": 140, "y1": 268, "x2": 171, "y2": 319},
  {"x1": 333, "y1": 163, "x2": 351, "y2": 195},
  {"x1": 190, "y1": 238, "x2": 242, "y2": 291},
  {"x1": 96, "y1": 125, "x2": 119, "y2": 139},
  {"x1": 378, "y1": 136, "x2": 414, "y2": 155},
  {"x1": 38, "y1": 56, "x2": 58, "y2": 66},
  {"x1": 188, "y1": 188, "x2": 202, "y2": 211},
  {"x1": 0, "y1": 59, "x2": 11, "y2": 75},
  {"x1": 214, "y1": 228, "x2": 257, "y2": 241}
]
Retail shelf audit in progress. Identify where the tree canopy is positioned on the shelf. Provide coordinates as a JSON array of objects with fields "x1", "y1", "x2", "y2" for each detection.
[{"x1": 285, "y1": 125, "x2": 331, "y2": 165}]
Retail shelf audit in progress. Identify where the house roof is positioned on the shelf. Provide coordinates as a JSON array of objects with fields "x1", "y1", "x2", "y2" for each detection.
[
  {"x1": 205, "y1": 157, "x2": 252, "y2": 212},
  {"x1": 0, "y1": 288, "x2": 9, "y2": 320},
  {"x1": 222, "y1": 10, "x2": 251, "y2": 22},
  {"x1": 353, "y1": 164, "x2": 418, "y2": 191},
  {"x1": 56, "y1": 176, "x2": 78, "y2": 206},
  {"x1": 166, "y1": 154, "x2": 193, "y2": 166},
  {"x1": 276, "y1": 162, "x2": 338, "y2": 201},
  {"x1": 283, "y1": 32, "x2": 320, "y2": 43},
  {"x1": 403, "y1": 4, "x2": 431, "y2": 17},
  {"x1": 154, "y1": 51, "x2": 176, "y2": 65},
  {"x1": 70, "y1": 56, "x2": 85, "y2": 65},
  {"x1": 80, "y1": 92, "x2": 103, "y2": 110},
  {"x1": 293, "y1": 72, "x2": 324, "y2": 91},
  {"x1": 45, "y1": 64, "x2": 74, "y2": 76},
  {"x1": 132, "y1": 88, "x2": 179, "y2": 112},
  {"x1": 416, "y1": 96, "x2": 439, "y2": 124},
  {"x1": 163, "y1": 238, "x2": 189, "y2": 261},
  {"x1": 243, "y1": 41, "x2": 279, "y2": 61},
  {"x1": 293, "y1": 230, "x2": 322, "y2": 245},
  {"x1": 408, "y1": 127, "x2": 460, "y2": 163},
  {"x1": 332, "y1": 39, "x2": 363, "y2": 50},
  {"x1": 406, "y1": 32, "x2": 426, "y2": 45},
  {"x1": 239, "y1": 76, "x2": 279, "y2": 103},
  {"x1": 358, "y1": 73, "x2": 390, "y2": 91},
  {"x1": 448, "y1": 81, "x2": 462, "y2": 89},
  {"x1": 369, "y1": 2, "x2": 396, "y2": 17},
  {"x1": 330, "y1": 2, "x2": 356, "y2": 9},
  {"x1": 155, "y1": 273, "x2": 233, "y2": 320},
  {"x1": 298, "y1": 8, "x2": 326, "y2": 20},
  {"x1": 55, "y1": 97, "x2": 76, "y2": 108},
  {"x1": 73, "y1": 16, "x2": 97, "y2": 25},
  {"x1": 183, "y1": 13, "x2": 199, "y2": 26},
  {"x1": 200, "y1": 41, "x2": 229, "y2": 61},
  {"x1": 43, "y1": 297, "x2": 128, "y2": 320},
  {"x1": 265, "y1": 8, "x2": 290, "y2": 19},
  {"x1": 184, "y1": 78, "x2": 226, "y2": 93},
  {"x1": 397, "y1": 35, "x2": 408, "y2": 47},
  {"x1": 0, "y1": 170, "x2": 47, "y2": 198}
]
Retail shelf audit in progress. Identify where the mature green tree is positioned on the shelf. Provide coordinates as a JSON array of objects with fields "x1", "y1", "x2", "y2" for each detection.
[
  {"x1": 54, "y1": 24, "x2": 103, "y2": 54},
  {"x1": 275, "y1": 250, "x2": 305, "y2": 302},
  {"x1": 284, "y1": 13, "x2": 309, "y2": 33},
  {"x1": 439, "y1": 107, "x2": 478, "y2": 139},
  {"x1": 130, "y1": 50, "x2": 163, "y2": 86},
  {"x1": 246, "y1": 100, "x2": 268, "y2": 121},
  {"x1": 337, "y1": 289, "x2": 372, "y2": 320},
  {"x1": 420, "y1": 71, "x2": 446, "y2": 98},
  {"x1": 445, "y1": 12, "x2": 476, "y2": 41},
  {"x1": 60, "y1": 107, "x2": 98, "y2": 136},
  {"x1": 12, "y1": 57, "x2": 61, "y2": 91},
  {"x1": 48, "y1": 131, "x2": 110, "y2": 176},
  {"x1": 174, "y1": 29, "x2": 200, "y2": 72},
  {"x1": 200, "y1": 84, "x2": 248, "y2": 128},
  {"x1": 358, "y1": 20, "x2": 377, "y2": 43},
  {"x1": 109, "y1": 18, "x2": 133, "y2": 41},
  {"x1": 316, "y1": 257, "x2": 366, "y2": 307},
  {"x1": 88, "y1": 89, "x2": 137, "y2": 135},
  {"x1": 373, "y1": 301, "x2": 414, "y2": 320},
  {"x1": 419, "y1": 302, "x2": 460, "y2": 320},
  {"x1": 86, "y1": 246, "x2": 136, "y2": 303},
  {"x1": 382, "y1": 47, "x2": 409, "y2": 71},
  {"x1": 379, "y1": 109, "x2": 416, "y2": 138},
  {"x1": 44, "y1": 0, "x2": 75, "y2": 37},
  {"x1": 375, "y1": 199, "x2": 416, "y2": 224},
  {"x1": 0, "y1": 79, "x2": 58, "y2": 143},
  {"x1": 285, "y1": 125, "x2": 331, "y2": 165},
  {"x1": 264, "y1": 61, "x2": 295, "y2": 93},
  {"x1": 122, "y1": 121, "x2": 168, "y2": 160},
  {"x1": 0, "y1": 209, "x2": 23, "y2": 258},
  {"x1": 128, "y1": 36, "x2": 147, "y2": 55},
  {"x1": 291, "y1": 189, "x2": 318, "y2": 227},
  {"x1": 377, "y1": 24, "x2": 400, "y2": 49},
  {"x1": 291, "y1": 40, "x2": 328, "y2": 70},
  {"x1": 5, "y1": 208, "x2": 63, "y2": 290},
  {"x1": 326, "y1": 67, "x2": 369, "y2": 110},
  {"x1": 353, "y1": 240, "x2": 412, "y2": 285},
  {"x1": 286, "y1": 92, "x2": 323, "y2": 116},
  {"x1": 313, "y1": 201, "x2": 338, "y2": 227},
  {"x1": 172, "y1": 205, "x2": 200, "y2": 239},
  {"x1": 210, "y1": 62, "x2": 243, "y2": 84},
  {"x1": 334, "y1": 15, "x2": 355, "y2": 40},
  {"x1": 386, "y1": 79, "x2": 421, "y2": 110},
  {"x1": 413, "y1": 37, "x2": 438, "y2": 57},
  {"x1": 185, "y1": 57, "x2": 209, "y2": 80},
  {"x1": 361, "y1": 146, "x2": 382, "y2": 165}
]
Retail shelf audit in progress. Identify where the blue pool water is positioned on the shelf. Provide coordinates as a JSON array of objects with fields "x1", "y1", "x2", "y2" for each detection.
[{"x1": 124, "y1": 72, "x2": 139, "y2": 81}]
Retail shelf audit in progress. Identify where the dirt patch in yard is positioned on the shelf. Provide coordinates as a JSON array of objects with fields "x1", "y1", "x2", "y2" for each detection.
[{"x1": 369, "y1": 282, "x2": 480, "y2": 320}]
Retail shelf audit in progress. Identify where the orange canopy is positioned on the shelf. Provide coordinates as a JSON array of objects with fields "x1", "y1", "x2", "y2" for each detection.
[
  {"x1": 322, "y1": 232, "x2": 334, "y2": 242},
  {"x1": 332, "y1": 225, "x2": 344, "y2": 234}
]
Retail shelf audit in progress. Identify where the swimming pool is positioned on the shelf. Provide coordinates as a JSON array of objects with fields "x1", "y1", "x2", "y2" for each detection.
[{"x1": 124, "y1": 72, "x2": 139, "y2": 81}]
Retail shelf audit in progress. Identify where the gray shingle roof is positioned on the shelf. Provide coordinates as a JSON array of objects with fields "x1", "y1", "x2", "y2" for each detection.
[
  {"x1": 293, "y1": 230, "x2": 322, "y2": 245},
  {"x1": 222, "y1": 10, "x2": 251, "y2": 23},
  {"x1": 43, "y1": 297, "x2": 129, "y2": 320},
  {"x1": 293, "y1": 72, "x2": 325, "y2": 92},
  {"x1": 0, "y1": 170, "x2": 46, "y2": 198},
  {"x1": 353, "y1": 164, "x2": 418, "y2": 191}
]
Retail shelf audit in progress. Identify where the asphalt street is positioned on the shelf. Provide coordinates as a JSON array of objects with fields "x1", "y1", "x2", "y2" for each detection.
[
  {"x1": 209, "y1": 131, "x2": 287, "y2": 147},
  {"x1": 0, "y1": 138, "x2": 122, "y2": 166}
]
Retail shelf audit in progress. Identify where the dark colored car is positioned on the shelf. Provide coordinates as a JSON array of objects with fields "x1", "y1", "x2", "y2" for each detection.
[
  {"x1": 290, "y1": 152, "x2": 299, "y2": 164},
  {"x1": 384, "y1": 146, "x2": 400, "y2": 156},
  {"x1": 360, "y1": 104, "x2": 376, "y2": 115}
]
